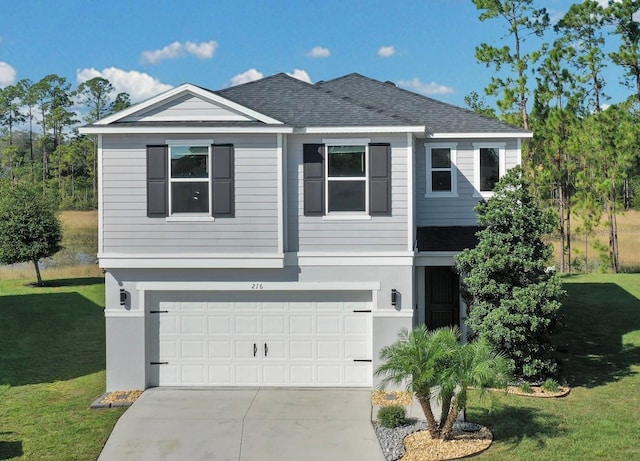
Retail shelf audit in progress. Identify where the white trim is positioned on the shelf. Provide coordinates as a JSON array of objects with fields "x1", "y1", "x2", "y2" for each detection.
[
  {"x1": 285, "y1": 252, "x2": 414, "y2": 267},
  {"x1": 321, "y1": 137, "x2": 371, "y2": 145},
  {"x1": 427, "y1": 132, "x2": 532, "y2": 139},
  {"x1": 277, "y1": 134, "x2": 284, "y2": 255},
  {"x1": 517, "y1": 138, "x2": 523, "y2": 165},
  {"x1": 98, "y1": 253, "x2": 285, "y2": 269},
  {"x1": 425, "y1": 142, "x2": 459, "y2": 197},
  {"x1": 79, "y1": 126, "x2": 294, "y2": 135},
  {"x1": 372, "y1": 310, "x2": 414, "y2": 318},
  {"x1": 105, "y1": 310, "x2": 145, "y2": 318},
  {"x1": 97, "y1": 135, "x2": 104, "y2": 256},
  {"x1": 407, "y1": 134, "x2": 415, "y2": 253},
  {"x1": 165, "y1": 216, "x2": 215, "y2": 222},
  {"x1": 473, "y1": 142, "x2": 506, "y2": 198},
  {"x1": 321, "y1": 214, "x2": 371, "y2": 221},
  {"x1": 301, "y1": 126, "x2": 425, "y2": 134},
  {"x1": 136, "y1": 281, "x2": 381, "y2": 292},
  {"x1": 93, "y1": 84, "x2": 284, "y2": 126}
]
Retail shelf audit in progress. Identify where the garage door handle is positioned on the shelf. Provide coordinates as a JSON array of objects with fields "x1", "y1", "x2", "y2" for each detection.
[
  {"x1": 264, "y1": 343, "x2": 269, "y2": 357},
  {"x1": 253, "y1": 343, "x2": 257, "y2": 357}
]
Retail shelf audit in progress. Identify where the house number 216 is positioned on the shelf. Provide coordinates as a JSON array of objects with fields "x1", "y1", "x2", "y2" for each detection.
[{"x1": 251, "y1": 283, "x2": 264, "y2": 290}]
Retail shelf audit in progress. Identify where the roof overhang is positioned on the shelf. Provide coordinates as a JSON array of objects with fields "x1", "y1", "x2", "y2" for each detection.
[
  {"x1": 295, "y1": 126, "x2": 426, "y2": 134},
  {"x1": 427, "y1": 132, "x2": 533, "y2": 139},
  {"x1": 79, "y1": 125, "x2": 295, "y2": 135}
]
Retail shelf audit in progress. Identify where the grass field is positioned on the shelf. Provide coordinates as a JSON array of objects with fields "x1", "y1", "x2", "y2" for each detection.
[
  {"x1": 0, "y1": 278, "x2": 124, "y2": 460},
  {"x1": 551, "y1": 209, "x2": 640, "y2": 272},
  {"x1": 469, "y1": 273, "x2": 640, "y2": 460}
]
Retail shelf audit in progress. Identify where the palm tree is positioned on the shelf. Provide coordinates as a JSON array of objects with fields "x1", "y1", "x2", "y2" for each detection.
[
  {"x1": 375, "y1": 326, "x2": 458, "y2": 438},
  {"x1": 438, "y1": 337, "x2": 512, "y2": 440},
  {"x1": 375, "y1": 326, "x2": 512, "y2": 440}
]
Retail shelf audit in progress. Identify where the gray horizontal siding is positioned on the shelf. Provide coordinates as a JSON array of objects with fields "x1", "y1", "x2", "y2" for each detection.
[
  {"x1": 287, "y1": 134, "x2": 409, "y2": 253},
  {"x1": 127, "y1": 94, "x2": 252, "y2": 122},
  {"x1": 416, "y1": 138, "x2": 520, "y2": 226},
  {"x1": 101, "y1": 134, "x2": 279, "y2": 255}
]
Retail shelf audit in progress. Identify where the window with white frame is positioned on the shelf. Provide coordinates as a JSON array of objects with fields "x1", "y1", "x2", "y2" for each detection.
[
  {"x1": 169, "y1": 143, "x2": 211, "y2": 214},
  {"x1": 473, "y1": 142, "x2": 506, "y2": 196},
  {"x1": 426, "y1": 143, "x2": 457, "y2": 196},
  {"x1": 326, "y1": 142, "x2": 368, "y2": 212}
]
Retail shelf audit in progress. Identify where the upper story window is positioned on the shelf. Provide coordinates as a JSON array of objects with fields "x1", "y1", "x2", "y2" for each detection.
[
  {"x1": 303, "y1": 140, "x2": 391, "y2": 218},
  {"x1": 170, "y1": 145, "x2": 210, "y2": 214},
  {"x1": 146, "y1": 141, "x2": 234, "y2": 220},
  {"x1": 327, "y1": 144, "x2": 367, "y2": 212},
  {"x1": 425, "y1": 143, "x2": 457, "y2": 197},
  {"x1": 473, "y1": 142, "x2": 506, "y2": 197}
]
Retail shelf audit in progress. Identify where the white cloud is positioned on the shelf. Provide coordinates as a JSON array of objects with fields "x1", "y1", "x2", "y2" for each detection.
[
  {"x1": 184, "y1": 40, "x2": 218, "y2": 59},
  {"x1": 0, "y1": 61, "x2": 16, "y2": 87},
  {"x1": 287, "y1": 69, "x2": 312, "y2": 83},
  {"x1": 307, "y1": 46, "x2": 331, "y2": 58},
  {"x1": 377, "y1": 46, "x2": 396, "y2": 58},
  {"x1": 77, "y1": 67, "x2": 173, "y2": 102},
  {"x1": 141, "y1": 40, "x2": 218, "y2": 65},
  {"x1": 229, "y1": 68, "x2": 264, "y2": 86},
  {"x1": 397, "y1": 78, "x2": 455, "y2": 95}
]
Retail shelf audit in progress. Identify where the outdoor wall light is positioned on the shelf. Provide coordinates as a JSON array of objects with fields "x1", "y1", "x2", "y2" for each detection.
[
  {"x1": 391, "y1": 289, "x2": 398, "y2": 307},
  {"x1": 119, "y1": 288, "x2": 128, "y2": 306}
]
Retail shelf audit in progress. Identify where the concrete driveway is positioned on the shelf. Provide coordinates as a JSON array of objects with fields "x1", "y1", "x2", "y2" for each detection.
[{"x1": 97, "y1": 388, "x2": 386, "y2": 461}]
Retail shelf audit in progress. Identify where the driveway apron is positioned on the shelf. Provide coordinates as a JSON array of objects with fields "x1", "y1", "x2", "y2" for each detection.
[{"x1": 97, "y1": 388, "x2": 386, "y2": 461}]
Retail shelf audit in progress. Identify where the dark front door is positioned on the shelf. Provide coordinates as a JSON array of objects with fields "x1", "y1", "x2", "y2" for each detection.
[{"x1": 425, "y1": 267, "x2": 460, "y2": 329}]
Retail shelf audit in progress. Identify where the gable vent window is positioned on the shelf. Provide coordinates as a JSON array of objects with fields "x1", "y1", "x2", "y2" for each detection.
[{"x1": 147, "y1": 141, "x2": 234, "y2": 219}]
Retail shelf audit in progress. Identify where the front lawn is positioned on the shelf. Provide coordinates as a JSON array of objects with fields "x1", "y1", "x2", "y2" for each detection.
[
  {"x1": 468, "y1": 273, "x2": 640, "y2": 460},
  {"x1": 0, "y1": 278, "x2": 124, "y2": 461}
]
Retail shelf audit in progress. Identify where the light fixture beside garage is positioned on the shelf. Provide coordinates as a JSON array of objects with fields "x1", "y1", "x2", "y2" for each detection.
[
  {"x1": 119, "y1": 288, "x2": 128, "y2": 307},
  {"x1": 391, "y1": 289, "x2": 398, "y2": 308}
]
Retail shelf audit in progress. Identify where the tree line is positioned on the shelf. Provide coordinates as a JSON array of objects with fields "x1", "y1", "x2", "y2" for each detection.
[
  {"x1": 0, "y1": 75, "x2": 130, "y2": 210},
  {"x1": 470, "y1": 0, "x2": 640, "y2": 273}
]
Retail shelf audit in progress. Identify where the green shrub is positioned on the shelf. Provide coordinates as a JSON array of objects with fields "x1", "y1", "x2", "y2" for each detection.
[
  {"x1": 377, "y1": 405, "x2": 406, "y2": 428},
  {"x1": 542, "y1": 378, "x2": 560, "y2": 392},
  {"x1": 519, "y1": 382, "x2": 534, "y2": 394}
]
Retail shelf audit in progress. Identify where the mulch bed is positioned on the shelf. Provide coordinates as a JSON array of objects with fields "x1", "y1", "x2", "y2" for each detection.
[{"x1": 90, "y1": 390, "x2": 144, "y2": 409}]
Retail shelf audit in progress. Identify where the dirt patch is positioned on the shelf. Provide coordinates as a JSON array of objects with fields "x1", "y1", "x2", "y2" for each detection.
[
  {"x1": 505, "y1": 385, "x2": 570, "y2": 398},
  {"x1": 400, "y1": 426, "x2": 493, "y2": 461}
]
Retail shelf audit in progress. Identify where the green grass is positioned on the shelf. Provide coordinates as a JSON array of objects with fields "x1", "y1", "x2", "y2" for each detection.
[
  {"x1": 468, "y1": 273, "x2": 640, "y2": 460},
  {"x1": 0, "y1": 278, "x2": 124, "y2": 461}
]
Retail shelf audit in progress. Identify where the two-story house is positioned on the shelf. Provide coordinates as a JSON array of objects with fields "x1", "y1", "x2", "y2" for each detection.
[{"x1": 80, "y1": 73, "x2": 531, "y2": 392}]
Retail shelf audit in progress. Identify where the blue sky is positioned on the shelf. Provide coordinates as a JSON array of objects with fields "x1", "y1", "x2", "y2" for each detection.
[{"x1": 0, "y1": 0, "x2": 635, "y2": 110}]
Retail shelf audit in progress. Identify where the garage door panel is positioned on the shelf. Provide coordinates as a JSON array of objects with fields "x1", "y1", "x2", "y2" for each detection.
[
  {"x1": 209, "y1": 340, "x2": 233, "y2": 359},
  {"x1": 151, "y1": 291, "x2": 372, "y2": 387},
  {"x1": 182, "y1": 340, "x2": 206, "y2": 359}
]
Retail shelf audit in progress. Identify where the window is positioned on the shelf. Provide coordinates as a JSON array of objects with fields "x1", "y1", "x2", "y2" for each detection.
[
  {"x1": 170, "y1": 145, "x2": 210, "y2": 214},
  {"x1": 146, "y1": 141, "x2": 234, "y2": 219},
  {"x1": 326, "y1": 144, "x2": 367, "y2": 212},
  {"x1": 473, "y1": 143, "x2": 506, "y2": 197},
  {"x1": 302, "y1": 141, "x2": 391, "y2": 217},
  {"x1": 426, "y1": 143, "x2": 457, "y2": 196}
]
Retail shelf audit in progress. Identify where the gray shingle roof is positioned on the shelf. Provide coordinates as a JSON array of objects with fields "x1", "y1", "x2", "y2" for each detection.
[
  {"x1": 316, "y1": 73, "x2": 528, "y2": 134},
  {"x1": 216, "y1": 73, "x2": 415, "y2": 128}
]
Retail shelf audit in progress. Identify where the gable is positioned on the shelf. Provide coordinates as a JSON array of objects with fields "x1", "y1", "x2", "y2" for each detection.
[{"x1": 121, "y1": 93, "x2": 257, "y2": 123}]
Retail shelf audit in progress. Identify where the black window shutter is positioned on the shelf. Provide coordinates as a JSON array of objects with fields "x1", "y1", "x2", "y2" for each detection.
[
  {"x1": 211, "y1": 144, "x2": 234, "y2": 217},
  {"x1": 369, "y1": 143, "x2": 391, "y2": 216},
  {"x1": 147, "y1": 145, "x2": 168, "y2": 217},
  {"x1": 303, "y1": 144, "x2": 325, "y2": 216}
]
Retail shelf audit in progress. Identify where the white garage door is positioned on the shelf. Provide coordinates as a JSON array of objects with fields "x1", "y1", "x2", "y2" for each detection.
[{"x1": 147, "y1": 291, "x2": 373, "y2": 387}]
